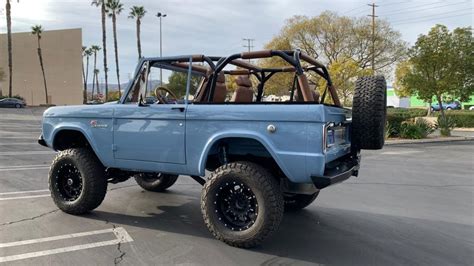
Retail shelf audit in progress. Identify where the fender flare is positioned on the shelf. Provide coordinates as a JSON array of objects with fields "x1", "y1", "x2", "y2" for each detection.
[
  {"x1": 50, "y1": 125, "x2": 105, "y2": 165},
  {"x1": 197, "y1": 131, "x2": 292, "y2": 178}
]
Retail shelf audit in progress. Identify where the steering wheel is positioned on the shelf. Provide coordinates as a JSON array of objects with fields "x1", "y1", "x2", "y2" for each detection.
[{"x1": 154, "y1": 86, "x2": 179, "y2": 104}]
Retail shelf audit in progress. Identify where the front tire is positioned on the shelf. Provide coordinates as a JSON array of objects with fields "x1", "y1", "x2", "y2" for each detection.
[
  {"x1": 49, "y1": 148, "x2": 107, "y2": 215},
  {"x1": 201, "y1": 162, "x2": 284, "y2": 248},
  {"x1": 15, "y1": 103, "x2": 21, "y2": 108},
  {"x1": 284, "y1": 191, "x2": 319, "y2": 211},
  {"x1": 134, "y1": 173, "x2": 178, "y2": 192}
]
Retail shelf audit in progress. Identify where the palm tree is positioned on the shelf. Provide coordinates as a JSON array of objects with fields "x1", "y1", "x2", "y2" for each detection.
[
  {"x1": 31, "y1": 25, "x2": 49, "y2": 105},
  {"x1": 128, "y1": 6, "x2": 146, "y2": 60},
  {"x1": 90, "y1": 45, "x2": 101, "y2": 100},
  {"x1": 81, "y1": 46, "x2": 87, "y2": 102},
  {"x1": 82, "y1": 47, "x2": 93, "y2": 103},
  {"x1": 91, "y1": 0, "x2": 109, "y2": 101},
  {"x1": 94, "y1": 69, "x2": 100, "y2": 100},
  {"x1": 106, "y1": 0, "x2": 124, "y2": 97},
  {"x1": 5, "y1": 0, "x2": 19, "y2": 98}
]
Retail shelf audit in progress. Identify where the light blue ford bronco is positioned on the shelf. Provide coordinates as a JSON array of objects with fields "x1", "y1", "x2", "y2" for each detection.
[{"x1": 39, "y1": 50, "x2": 386, "y2": 248}]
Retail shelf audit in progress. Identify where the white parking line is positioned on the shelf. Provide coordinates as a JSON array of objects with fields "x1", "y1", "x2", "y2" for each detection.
[
  {"x1": 0, "y1": 166, "x2": 50, "y2": 172},
  {"x1": 0, "y1": 189, "x2": 49, "y2": 195},
  {"x1": 0, "y1": 194, "x2": 50, "y2": 201},
  {"x1": 0, "y1": 151, "x2": 55, "y2": 156},
  {"x1": 0, "y1": 143, "x2": 38, "y2": 146},
  {"x1": 0, "y1": 136, "x2": 39, "y2": 139},
  {"x1": 0, "y1": 227, "x2": 133, "y2": 263},
  {"x1": 381, "y1": 151, "x2": 423, "y2": 155}
]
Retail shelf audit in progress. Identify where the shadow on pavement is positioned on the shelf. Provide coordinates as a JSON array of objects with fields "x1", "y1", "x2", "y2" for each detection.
[{"x1": 82, "y1": 189, "x2": 474, "y2": 265}]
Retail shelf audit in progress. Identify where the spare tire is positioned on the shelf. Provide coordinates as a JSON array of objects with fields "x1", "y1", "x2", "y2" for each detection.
[{"x1": 351, "y1": 76, "x2": 387, "y2": 150}]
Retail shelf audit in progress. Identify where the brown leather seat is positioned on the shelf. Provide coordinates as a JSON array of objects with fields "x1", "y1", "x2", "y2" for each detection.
[
  {"x1": 213, "y1": 72, "x2": 227, "y2": 103},
  {"x1": 194, "y1": 72, "x2": 227, "y2": 103},
  {"x1": 232, "y1": 76, "x2": 254, "y2": 102},
  {"x1": 295, "y1": 89, "x2": 320, "y2": 103}
]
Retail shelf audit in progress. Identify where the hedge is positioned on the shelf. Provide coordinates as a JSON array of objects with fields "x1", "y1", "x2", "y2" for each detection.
[
  {"x1": 387, "y1": 108, "x2": 428, "y2": 137},
  {"x1": 437, "y1": 111, "x2": 474, "y2": 128}
]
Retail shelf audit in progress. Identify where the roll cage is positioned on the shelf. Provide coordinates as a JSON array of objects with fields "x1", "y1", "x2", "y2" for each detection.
[{"x1": 123, "y1": 50, "x2": 342, "y2": 107}]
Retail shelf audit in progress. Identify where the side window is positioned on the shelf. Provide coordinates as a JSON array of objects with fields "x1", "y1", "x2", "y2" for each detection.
[
  {"x1": 147, "y1": 63, "x2": 205, "y2": 104},
  {"x1": 124, "y1": 61, "x2": 205, "y2": 104},
  {"x1": 124, "y1": 63, "x2": 148, "y2": 104}
]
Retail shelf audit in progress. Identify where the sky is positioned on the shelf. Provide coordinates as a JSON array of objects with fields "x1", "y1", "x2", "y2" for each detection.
[{"x1": 0, "y1": 0, "x2": 472, "y2": 84}]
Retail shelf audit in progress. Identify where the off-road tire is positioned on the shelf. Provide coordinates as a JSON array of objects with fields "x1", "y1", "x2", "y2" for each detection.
[
  {"x1": 352, "y1": 76, "x2": 387, "y2": 150},
  {"x1": 49, "y1": 148, "x2": 107, "y2": 215},
  {"x1": 284, "y1": 191, "x2": 319, "y2": 211},
  {"x1": 134, "y1": 173, "x2": 178, "y2": 192},
  {"x1": 201, "y1": 161, "x2": 284, "y2": 248}
]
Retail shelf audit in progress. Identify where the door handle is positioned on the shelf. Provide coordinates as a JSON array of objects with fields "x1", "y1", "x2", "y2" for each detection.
[{"x1": 171, "y1": 107, "x2": 185, "y2": 112}]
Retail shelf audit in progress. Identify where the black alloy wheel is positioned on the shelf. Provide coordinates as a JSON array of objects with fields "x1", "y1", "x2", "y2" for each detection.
[
  {"x1": 54, "y1": 162, "x2": 83, "y2": 201},
  {"x1": 214, "y1": 180, "x2": 258, "y2": 231}
]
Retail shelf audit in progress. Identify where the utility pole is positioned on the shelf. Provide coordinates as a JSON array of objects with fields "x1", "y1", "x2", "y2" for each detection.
[
  {"x1": 242, "y1": 38, "x2": 254, "y2": 63},
  {"x1": 368, "y1": 3, "x2": 378, "y2": 73}
]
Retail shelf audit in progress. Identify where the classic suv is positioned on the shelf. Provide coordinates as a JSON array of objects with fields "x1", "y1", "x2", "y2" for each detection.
[
  {"x1": 431, "y1": 101, "x2": 461, "y2": 111},
  {"x1": 39, "y1": 50, "x2": 386, "y2": 248}
]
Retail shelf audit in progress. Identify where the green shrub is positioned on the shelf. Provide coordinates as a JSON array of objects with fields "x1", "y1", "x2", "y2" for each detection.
[
  {"x1": 385, "y1": 122, "x2": 393, "y2": 140},
  {"x1": 436, "y1": 111, "x2": 474, "y2": 128},
  {"x1": 399, "y1": 118, "x2": 434, "y2": 139},
  {"x1": 435, "y1": 116, "x2": 456, "y2": 136},
  {"x1": 386, "y1": 108, "x2": 429, "y2": 137},
  {"x1": 387, "y1": 108, "x2": 428, "y2": 117}
]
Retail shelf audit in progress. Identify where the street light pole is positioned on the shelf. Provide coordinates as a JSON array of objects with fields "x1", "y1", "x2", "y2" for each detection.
[{"x1": 156, "y1": 12, "x2": 167, "y2": 86}]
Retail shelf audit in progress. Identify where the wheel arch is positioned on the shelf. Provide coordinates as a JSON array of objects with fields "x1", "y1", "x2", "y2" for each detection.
[
  {"x1": 51, "y1": 126, "x2": 104, "y2": 165},
  {"x1": 198, "y1": 132, "x2": 291, "y2": 179}
]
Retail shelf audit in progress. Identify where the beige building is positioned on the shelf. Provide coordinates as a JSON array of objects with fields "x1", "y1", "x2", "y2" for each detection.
[{"x1": 0, "y1": 28, "x2": 83, "y2": 105}]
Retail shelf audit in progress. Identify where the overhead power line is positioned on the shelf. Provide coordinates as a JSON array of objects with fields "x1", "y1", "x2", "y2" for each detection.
[
  {"x1": 342, "y1": 5, "x2": 367, "y2": 15},
  {"x1": 377, "y1": 1, "x2": 445, "y2": 16},
  {"x1": 389, "y1": 8, "x2": 473, "y2": 24},
  {"x1": 380, "y1": 1, "x2": 470, "y2": 17},
  {"x1": 391, "y1": 12, "x2": 473, "y2": 26}
]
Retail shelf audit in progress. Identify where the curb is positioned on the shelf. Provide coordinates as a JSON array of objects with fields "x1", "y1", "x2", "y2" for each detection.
[{"x1": 385, "y1": 136, "x2": 474, "y2": 145}]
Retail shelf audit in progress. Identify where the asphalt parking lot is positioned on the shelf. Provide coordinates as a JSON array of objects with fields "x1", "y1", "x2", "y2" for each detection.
[{"x1": 0, "y1": 107, "x2": 473, "y2": 265}]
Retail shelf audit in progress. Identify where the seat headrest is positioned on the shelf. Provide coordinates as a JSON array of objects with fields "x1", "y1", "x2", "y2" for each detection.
[
  {"x1": 235, "y1": 75, "x2": 252, "y2": 87},
  {"x1": 216, "y1": 72, "x2": 225, "y2": 83}
]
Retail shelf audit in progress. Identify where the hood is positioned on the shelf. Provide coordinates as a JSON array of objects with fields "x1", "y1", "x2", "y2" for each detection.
[{"x1": 43, "y1": 104, "x2": 114, "y2": 118}]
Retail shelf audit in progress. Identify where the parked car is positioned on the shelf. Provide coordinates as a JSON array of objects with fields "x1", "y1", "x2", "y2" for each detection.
[
  {"x1": 0, "y1": 98, "x2": 26, "y2": 108},
  {"x1": 469, "y1": 106, "x2": 474, "y2": 111},
  {"x1": 431, "y1": 101, "x2": 461, "y2": 111},
  {"x1": 38, "y1": 50, "x2": 387, "y2": 248}
]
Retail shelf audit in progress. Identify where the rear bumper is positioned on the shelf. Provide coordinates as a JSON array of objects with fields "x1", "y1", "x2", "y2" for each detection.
[
  {"x1": 311, "y1": 153, "x2": 360, "y2": 189},
  {"x1": 38, "y1": 134, "x2": 47, "y2": 147}
]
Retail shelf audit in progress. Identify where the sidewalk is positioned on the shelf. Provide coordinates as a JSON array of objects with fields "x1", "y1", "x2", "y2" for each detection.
[
  {"x1": 386, "y1": 136, "x2": 473, "y2": 145},
  {"x1": 386, "y1": 128, "x2": 474, "y2": 145}
]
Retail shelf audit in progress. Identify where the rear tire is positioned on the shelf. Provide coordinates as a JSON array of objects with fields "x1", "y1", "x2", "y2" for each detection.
[
  {"x1": 15, "y1": 103, "x2": 21, "y2": 108},
  {"x1": 201, "y1": 162, "x2": 284, "y2": 248},
  {"x1": 134, "y1": 173, "x2": 178, "y2": 192},
  {"x1": 284, "y1": 191, "x2": 319, "y2": 211},
  {"x1": 49, "y1": 148, "x2": 107, "y2": 215},
  {"x1": 351, "y1": 76, "x2": 387, "y2": 150}
]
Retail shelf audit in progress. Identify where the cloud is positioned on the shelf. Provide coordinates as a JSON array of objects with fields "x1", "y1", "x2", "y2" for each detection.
[{"x1": 1, "y1": 0, "x2": 472, "y2": 84}]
